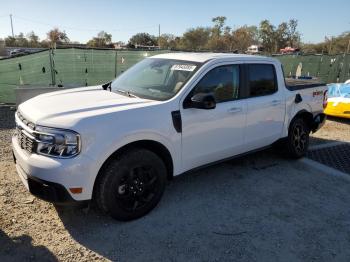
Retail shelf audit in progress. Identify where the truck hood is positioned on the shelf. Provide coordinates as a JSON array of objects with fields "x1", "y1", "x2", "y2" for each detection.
[{"x1": 18, "y1": 86, "x2": 153, "y2": 127}]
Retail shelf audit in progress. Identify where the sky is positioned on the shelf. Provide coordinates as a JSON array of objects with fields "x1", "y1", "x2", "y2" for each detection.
[{"x1": 0, "y1": 0, "x2": 349, "y2": 44}]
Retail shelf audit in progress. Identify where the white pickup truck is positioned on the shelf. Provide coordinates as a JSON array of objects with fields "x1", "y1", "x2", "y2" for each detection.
[{"x1": 12, "y1": 53, "x2": 328, "y2": 220}]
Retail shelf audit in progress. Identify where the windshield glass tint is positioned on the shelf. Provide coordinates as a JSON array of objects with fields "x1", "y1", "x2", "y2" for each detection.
[
  {"x1": 340, "y1": 85, "x2": 350, "y2": 96},
  {"x1": 111, "y1": 58, "x2": 201, "y2": 101}
]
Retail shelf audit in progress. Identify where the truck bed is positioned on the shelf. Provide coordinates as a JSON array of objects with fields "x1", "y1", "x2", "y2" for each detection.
[{"x1": 285, "y1": 78, "x2": 326, "y2": 91}]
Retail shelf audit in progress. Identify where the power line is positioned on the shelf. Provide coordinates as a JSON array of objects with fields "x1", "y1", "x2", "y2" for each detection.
[
  {"x1": 14, "y1": 15, "x2": 100, "y2": 32},
  {"x1": 13, "y1": 15, "x2": 158, "y2": 33}
]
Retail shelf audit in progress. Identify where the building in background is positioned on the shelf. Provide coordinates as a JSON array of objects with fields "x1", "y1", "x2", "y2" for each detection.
[{"x1": 113, "y1": 42, "x2": 127, "y2": 49}]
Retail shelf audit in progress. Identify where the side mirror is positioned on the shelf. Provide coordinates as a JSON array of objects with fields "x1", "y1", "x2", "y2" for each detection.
[{"x1": 189, "y1": 93, "x2": 216, "y2": 109}]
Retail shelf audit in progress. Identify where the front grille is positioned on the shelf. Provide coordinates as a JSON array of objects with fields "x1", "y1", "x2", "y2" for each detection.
[
  {"x1": 17, "y1": 128, "x2": 36, "y2": 154},
  {"x1": 16, "y1": 111, "x2": 36, "y2": 154},
  {"x1": 17, "y1": 111, "x2": 35, "y2": 129}
]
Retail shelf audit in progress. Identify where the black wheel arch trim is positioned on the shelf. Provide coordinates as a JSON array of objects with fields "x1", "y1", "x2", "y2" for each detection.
[
  {"x1": 93, "y1": 140, "x2": 174, "y2": 200},
  {"x1": 290, "y1": 110, "x2": 326, "y2": 133}
]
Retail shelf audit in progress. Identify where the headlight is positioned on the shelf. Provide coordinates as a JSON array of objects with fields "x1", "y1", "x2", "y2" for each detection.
[{"x1": 34, "y1": 126, "x2": 81, "y2": 158}]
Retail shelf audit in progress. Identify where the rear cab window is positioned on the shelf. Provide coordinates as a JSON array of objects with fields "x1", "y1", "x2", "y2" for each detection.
[{"x1": 247, "y1": 64, "x2": 278, "y2": 97}]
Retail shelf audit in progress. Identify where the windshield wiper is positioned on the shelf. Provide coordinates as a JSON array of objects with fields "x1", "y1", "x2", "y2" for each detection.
[{"x1": 114, "y1": 89, "x2": 138, "y2": 98}]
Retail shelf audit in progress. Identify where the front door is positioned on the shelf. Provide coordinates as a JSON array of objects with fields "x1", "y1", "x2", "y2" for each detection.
[{"x1": 180, "y1": 64, "x2": 247, "y2": 171}]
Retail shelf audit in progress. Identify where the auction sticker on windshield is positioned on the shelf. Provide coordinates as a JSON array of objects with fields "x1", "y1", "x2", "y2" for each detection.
[{"x1": 171, "y1": 64, "x2": 197, "y2": 71}]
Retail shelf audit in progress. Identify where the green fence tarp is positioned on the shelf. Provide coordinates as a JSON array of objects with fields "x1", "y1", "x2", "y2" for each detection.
[
  {"x1": 0, "y1": 50, "x2": 52, "y2": 103},
  {"x1": 276, "y1": 53, "x2": 350, "y2": 83},
  {"x1": 0, "y1": 49, "x2": 169, "y2": 103},
  {"x1": 1, "y1": 49, "x2": 350, "y2": 104}
]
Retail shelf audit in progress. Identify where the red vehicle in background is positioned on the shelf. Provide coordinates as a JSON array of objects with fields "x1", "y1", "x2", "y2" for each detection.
[{"x1": 280, "y1": 47, "x2": 301, "y2": 54}]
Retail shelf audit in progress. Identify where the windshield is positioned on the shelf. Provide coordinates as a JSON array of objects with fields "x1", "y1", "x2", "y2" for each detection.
[
  {"x1": 339, "y1": 85, "x2": 350, "y2": 97},
  {"x1": 328, "y1": 84, "x2": 350, "y2": 98},
  {"x1": 111, "y1": 58, "x2": 201, "y2": 101}
]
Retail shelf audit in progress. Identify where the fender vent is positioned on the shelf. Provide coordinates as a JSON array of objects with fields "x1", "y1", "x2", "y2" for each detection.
[{"x1": 171, "y1": 111, "x2": 182, "y2": 133}]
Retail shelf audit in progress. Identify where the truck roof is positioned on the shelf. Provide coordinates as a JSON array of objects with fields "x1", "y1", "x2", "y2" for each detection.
[{"x1": 151, "y1": 52, "x2": 276, "y2": 63}]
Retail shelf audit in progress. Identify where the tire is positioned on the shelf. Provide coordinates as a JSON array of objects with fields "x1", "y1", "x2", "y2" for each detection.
[
  {"x1": 95, "y1": 149, "x2": 167, "y2": 221},
  {"x1": 286, "y1": 117, "x2": 310, "y2": 158}
]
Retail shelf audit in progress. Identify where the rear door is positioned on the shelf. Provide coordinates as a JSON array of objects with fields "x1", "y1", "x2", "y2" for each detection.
[
  {"x1": 244, "y1": 63, "x2": 286, "y2": 150},
  {"x1": 180, "y1": 63, "x2": 247, "y2": 171}
]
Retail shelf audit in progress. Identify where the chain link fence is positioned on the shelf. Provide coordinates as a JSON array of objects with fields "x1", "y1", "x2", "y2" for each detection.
[
  {"x1": 1, "y1": 49, "x2": 350, "y2": 104},
  {"x1": 0, "y1": 48, "x2": 169, "y2": 104}
]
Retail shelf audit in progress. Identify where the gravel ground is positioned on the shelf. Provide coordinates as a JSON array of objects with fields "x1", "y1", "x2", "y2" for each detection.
[
  {"x1": 310, "y1": 116, "x2": 350, "y2": 145},
  {"x1": 1, "y1": 107, "x2": 350, "y2": 261}
]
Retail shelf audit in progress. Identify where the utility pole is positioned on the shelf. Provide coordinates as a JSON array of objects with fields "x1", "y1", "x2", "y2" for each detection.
[
  {"x1": 328, "y1": 37, "x2": 333, "y2": 55},
  {"x1": 10, "y1": 14, "x2": 14, "y2": 37},
  {"x1": 158, "y1": 24, "x2": 160, "y2": 49}
]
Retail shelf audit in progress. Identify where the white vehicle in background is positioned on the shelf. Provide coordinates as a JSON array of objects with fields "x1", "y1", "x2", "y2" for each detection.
[
  {"x1": 10, "y1": 48, "x2": 30, "y2": 57},
  {"x1": 12, "y1": 53, "x2": 328, "y2": 221},
  {"x1": 246, "y1": 45, "x2": 263, "y2": 54}
]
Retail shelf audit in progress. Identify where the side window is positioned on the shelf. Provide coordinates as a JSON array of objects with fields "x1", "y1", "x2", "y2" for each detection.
[
  {"x1": 192, "y1": 65, "x2": 240, "y2": 102},
  {"x1": 248, "y1": 64, "x2": 277, "y2": 97}
]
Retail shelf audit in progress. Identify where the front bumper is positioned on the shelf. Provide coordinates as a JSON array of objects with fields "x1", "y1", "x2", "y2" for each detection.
[
  {"x1": 13, "y1": 157, "x2": 77, "y2": 204},
  {"x1": 311, "y1": 113, "x2": 326, "y2": 132},
  {"x1": 12, "y1": 135, "x2": 96, "y2": 203},
  {"x1": 324, "y1": 102, "x2": 350, "y2": 119}
]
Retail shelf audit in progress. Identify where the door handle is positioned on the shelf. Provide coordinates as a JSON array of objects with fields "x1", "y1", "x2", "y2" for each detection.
[
  {"x1": 227, "y1": 107, "x2": 242, "y2": 113},
  {"x1": 271, "y1": 100, "x2": 281, "y2": 106}
]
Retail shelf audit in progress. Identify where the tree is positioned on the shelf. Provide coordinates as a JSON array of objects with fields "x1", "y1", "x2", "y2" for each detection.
[
  {"x1": 222, "y1": 26, "x2": 235, "y2": 51},
  {"x1": 301, "y1": 42, "x2": 325, "y2": 54},
  {"x1": 179, "y1": 27, "x2": 211, "y2": 50},
  {"x1": 247, "y1": 26, "x2": 259, "y2": 45},
  {"x1": 87, "y1": 31, "x2": 112, "y2": 47},
  {"x1": 98, "y1": 31, "x2": 112, "y2": 44},
  {"x1": 231, "y1": 26, "x2": 259, "y2": 53},
  {"x1": 323, "y1": 32, "x2": 350, "y2": 54},
  {"x1": 259, "y1": 20, "x2": 275, "y2": 53},
  {"x1": 27, "y1": 31, "x2": 39, "y2": 47},
  {"x1": 287, "y1": 19, "x2": 301, "y2": 48},
  {"x1": 211, "y1": 16, "x2": 227, "y2": 36},
  {"x1": 207, "y1": 16, "x2": 228, "y2": 51},
  {"x1": 47, "y1": 28, "x2": 69, "y2": 48},
  {"x1": 16, "y1": 33, "x2": 29, "y2": 47},
  {"x1": 300, "y1": 32, "x2": 350, "y2": 55},
  {"x1": 128, "y1": 33, "x2": 157, "y2": 47},
  {"x1": 4, "y1": 36, "x2": 16, "y2": 47},
  {"x1": 40, "y1": 40, "x2": 50, "y2": 48},
  {"x1": 158, "y1": 34, "x2": 177, "y2": 49},
  {"x1": 5, "y1": 33, "x2": 28, "y2": 47},
  {"x1": 275, "y1": 22, "x2": 289, "y2": 51}
]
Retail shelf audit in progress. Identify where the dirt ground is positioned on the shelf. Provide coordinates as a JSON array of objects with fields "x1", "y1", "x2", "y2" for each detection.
[
  {"x1": 1, "y1": 116, "x2": 350, "y2": 262},
  {"x1": 310, "y1": 116, "x2": 350, "y2": 145}
]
